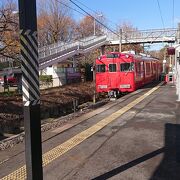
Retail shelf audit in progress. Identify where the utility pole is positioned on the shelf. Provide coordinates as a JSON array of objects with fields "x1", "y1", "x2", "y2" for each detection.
[
  {"x1": 119, "y1": 29, "x2": 122, "y2": 52},
  {"x1": 93, "y1": 18, "x2": 96, "y2": 36},
  {"x1": 176, "y1": 23, "x2": 180, "y2": 101},
  {"x1": 93, "y1": 14, "x2": 103, "y2": 36},
  {"x1": 18, "y1": 0, "x2": 43, "y2": 179},
  {"x1": 93, "y1": 64, "x2": 96, "y2": 104}
]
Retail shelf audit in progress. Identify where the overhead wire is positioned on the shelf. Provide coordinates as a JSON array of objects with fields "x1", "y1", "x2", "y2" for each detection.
[
  {"x1": 156, "y1": 0, "x2": 165, "y2": 29},
  {"x1": 56, "y1": 0, "x2": 155, "y2": 53},
  {"x1": 69, "y1": 0, "x2": 119, "y2": 36},
  {"x1": 70, "y1": 0, "x2": 175, "y2": 56},
  {"x1": 156, "y1": 0, "x2": 166, "y2": 60},
  {"x1": 55, "y1": 0, "x2": 119, "y2": 36},
  {"x1": 54, "y1": 0, "x2": 122, "y2": 39},
  {"x1": 55, "y1": 0, "x2": 86, "y2": 16},
  {"x1": 72, "y1": 0, "x2": 97, "y2": 14},
  {"x1": 72, "y1": 0, "x2": 119, "y2": 29},
  {"x1": 70, "y1": 0, "x2": 146, "y2": 53},
  {"x1": 172, "y1": 0, "x2": 174, "y2": 28}
]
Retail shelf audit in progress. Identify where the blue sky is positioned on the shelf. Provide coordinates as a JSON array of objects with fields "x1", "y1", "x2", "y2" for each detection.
[
  {"x1": 2, "y1": 0, "x2": 179, "y2": 50},
  {"x1": 70, "y1": 0, "x2": 179, "y2": 50},
  {"x1": 70, "y1": 0, "x2": 180, "y2": 30},
  {"x1": 3, "y1": 0, "x2": 179, "y2": 30}
]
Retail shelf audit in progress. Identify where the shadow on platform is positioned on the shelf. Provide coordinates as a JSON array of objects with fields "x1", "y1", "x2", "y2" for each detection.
[
  {"x1": 150, "y1": 123, "x2": 180, "y2": 180},
  {"x1": 0, "y1": 133, "x2": 7, "y2": 141},
  {"x1": 92, "y1": 123, "x2": 180, "y2": 180}
]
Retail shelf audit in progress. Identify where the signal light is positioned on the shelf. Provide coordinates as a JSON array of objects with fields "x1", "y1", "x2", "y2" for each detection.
[{"x1": 167, "y1": 47, "x2": 175, "y2": 55}]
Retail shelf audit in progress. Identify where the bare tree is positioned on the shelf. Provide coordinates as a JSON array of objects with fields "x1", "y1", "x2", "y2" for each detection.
[
  {"x1": 76, "y1": 14, "x2": 105, "y2": 39},
  {"x1": 117, "y1": 21, "x2": 143, "y2": 53},
  {"x1": 37, "y1": 0, "x2": 75, "y2": 46},
  {"x1": 0, "y1": 0, "x2": 20, "y2": 60},
  {"x1": 149, "y1": 46, "x2": 169, "y2": 61}
]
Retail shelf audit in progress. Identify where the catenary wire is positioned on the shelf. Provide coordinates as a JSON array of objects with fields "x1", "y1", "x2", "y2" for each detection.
[
  {"x1": 55, "y1": 0, "x2": 86, "y2": 16},
  {"x1": 56, "y1": 0, "x2": 156, "y2": 53},
  {"x1": 69, "y1": 0, "x2": 120, "y2": 36},
  {"x1": 72, "y1": 0, "x2": 119, "y2": 29},
  {"x1": 156, "y1": 0, "x2": 165, "y2": 29},
  {"x1": 172, "y1": 0, "x2": 174, "y2": 28},
  {"x1": 69, "y1": 0, "x2": 147, "y2": 52}
]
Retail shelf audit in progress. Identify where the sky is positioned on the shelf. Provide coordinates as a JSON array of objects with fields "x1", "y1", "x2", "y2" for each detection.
[
  {"x1": 70, "y1": 0, "x2": 180, "y2": 30},
  {"x1": 69, "y1": 0, "x2": 180, "y2": 50},
  {"x1": 1, "y1": 0, "x2": 180, "y2": 50},
  {"x1": 4, "y1": 0, "x2": 179, "y2": 30}
]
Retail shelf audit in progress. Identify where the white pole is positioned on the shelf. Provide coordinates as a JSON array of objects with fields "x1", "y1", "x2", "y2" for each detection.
[{"x1": 93, "y1": 18, "x2": 96, "y2": 36}]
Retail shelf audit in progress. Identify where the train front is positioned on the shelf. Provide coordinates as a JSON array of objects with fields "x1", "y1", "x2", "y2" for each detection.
[
  {"x1": 95, "y1": 52, "x2": 136, "y2": 98},
  {"x1": 95, "y1": 52, "x2": 122, "y2": 97}
]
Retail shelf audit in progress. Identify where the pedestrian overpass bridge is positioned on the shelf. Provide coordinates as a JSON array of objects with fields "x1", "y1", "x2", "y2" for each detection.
[{"x1": 38, "y1": 28, "x2": 178, "y2": 70}]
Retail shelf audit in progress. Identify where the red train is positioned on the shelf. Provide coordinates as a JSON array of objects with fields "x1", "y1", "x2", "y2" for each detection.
[{"x1": 95, "y1": 52, "x2": 162, "y2": 97}]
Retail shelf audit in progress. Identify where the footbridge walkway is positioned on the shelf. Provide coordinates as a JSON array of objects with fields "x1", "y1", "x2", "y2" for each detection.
[
  {"x1": 38, "y1": 28, "x2": 178, "y2": 69},
  {"x1": 0, "y1": 28, "x2": 178, "y2": 70}
]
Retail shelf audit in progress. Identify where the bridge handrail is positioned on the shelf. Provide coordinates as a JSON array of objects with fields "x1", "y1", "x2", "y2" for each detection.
[
  {"x1": 107, "y1": 28, "x2": 178, "y2": 41},
  {"x1": 39, "y1": 35, "x2": 107, "y2": 59}
]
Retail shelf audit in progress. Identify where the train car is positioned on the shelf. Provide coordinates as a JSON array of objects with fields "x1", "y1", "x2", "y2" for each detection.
[{"x1": 95, "y1": 52, "x2": 162, "y2": 97}]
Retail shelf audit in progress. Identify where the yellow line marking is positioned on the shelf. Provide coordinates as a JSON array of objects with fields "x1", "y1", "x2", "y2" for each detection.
[{"x1": 0, "y1": 82, "x2": 163, "y2": 180}]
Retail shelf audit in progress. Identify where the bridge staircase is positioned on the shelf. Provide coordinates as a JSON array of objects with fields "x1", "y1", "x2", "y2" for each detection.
[{"x1": 38, "y1": 35, "x2": 107, "y2": 70}]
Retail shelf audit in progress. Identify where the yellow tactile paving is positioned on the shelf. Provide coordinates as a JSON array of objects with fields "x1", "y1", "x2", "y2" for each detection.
[
  {"x1": 0, "y1": 166, "x2": 26, "y2": 180},
  {"x1": 0, "y1": 82, "x2": 163, "y2": 180}
]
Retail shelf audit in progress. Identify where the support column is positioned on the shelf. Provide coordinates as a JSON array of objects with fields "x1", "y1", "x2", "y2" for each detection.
[
  {"x1": 176, "y1": 23, "x2": 180, "y2": 101},
  {"x1": 18, "y1": 0, "x2": 43, "y2": 179},
  {"x1": 72, "y1": 55, "x2": 76, "y2": 68},
  {"x1": 119, "y1": 29, "x2": 122, "y2": 52},
  {"x1": 93, "y1": 18, "x2": 96, "y2": 36},
  {"x1": 93, "y1": 64, "x2": 96, "y2": 104},
  {"x1": 100, "y1": 45, "x2": 105, "y2": 55},
  {"x1": 176, "y1": 51, "x2": 180, "y2": 101}
]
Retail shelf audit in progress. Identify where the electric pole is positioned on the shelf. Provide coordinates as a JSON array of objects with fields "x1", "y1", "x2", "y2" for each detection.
[{"x1": 119, "y1": 29, "x2": 122, "y2": 52}]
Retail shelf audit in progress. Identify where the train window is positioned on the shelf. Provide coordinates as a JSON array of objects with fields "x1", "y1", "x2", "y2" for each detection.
[
  {"x1": 136, "y1": 62, "x2": 141, "y2": 73},
  {"x1": 106, "y1": 54, "x2": 119, "y2": 58},
  {"x1": 120, "y1": 63, "x2": 134, "y2": 72},
  {"x1": 97, "y1": 64, "x2": 105, "y2": 72},
  {"x1": 145, "y1": 63, "x2": 151, "y2": 74},
  {"x1": 109, "y1": 64, "x2": 116, "y2": 72},
  {"x1": 141, "y1": 62, "x2": 144, "y2": 71}
]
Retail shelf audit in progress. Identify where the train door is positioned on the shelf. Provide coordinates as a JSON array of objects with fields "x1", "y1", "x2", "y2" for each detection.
[
  {"x1": 151, "y1": 61, "x2": 156, "y2": 81},
  {"x1": 154, "y1": 62, "x2": 159, "y2": 80},
  {"x1": 144, "y1": 62, "x2": 151, "y2": 84},
  {"x1": 107, "y1": 63, "x2": 118, "y2": 89},
  {"x1": 141, "y1": 61, "x2": 145, "y2": 85},
  {"x1": 119, "y1": 62, "x2": 135, "y2": 92},
  {"x1": 134, "y1": 60, "x2": 142, "y2": 88},
  {"x1": 96, "y1": 63, "x2": 108, "y2": 92}
]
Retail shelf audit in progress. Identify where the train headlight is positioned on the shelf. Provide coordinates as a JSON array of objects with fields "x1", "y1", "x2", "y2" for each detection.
[
  {"x1": 98, "y1": 85, "x2": 107, "y2": 89},
  {"x1": 120, "y1": 84, "x2": 131, "y2": 88}
]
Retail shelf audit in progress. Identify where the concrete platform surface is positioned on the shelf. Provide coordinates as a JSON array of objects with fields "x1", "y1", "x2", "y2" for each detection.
[{"x1": 0, "y1": 82, "x2": 180, "y2": 180}]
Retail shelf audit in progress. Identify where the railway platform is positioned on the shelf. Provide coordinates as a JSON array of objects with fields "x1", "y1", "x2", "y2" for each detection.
[{"x1": 0, "y1": 81, "x2": 180, "y2": 180}]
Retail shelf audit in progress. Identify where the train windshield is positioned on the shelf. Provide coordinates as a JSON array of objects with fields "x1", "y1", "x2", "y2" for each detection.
[
  {"x1": 106, "y1": 54, "x2": 119, "y2": 58},
  {"x1": 120, "y1": 62, "x2": 134, "y2": 72},
  {"x1": 97, "y1": 64, "x2": 106, "y2": 72},
  {"x1": 109, "y1": 64, "x2": 116, "y2": 72}
]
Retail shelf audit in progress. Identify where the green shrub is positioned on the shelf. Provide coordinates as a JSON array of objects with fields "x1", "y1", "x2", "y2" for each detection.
[{"x1": 39, "y1": 75, "x2": 52, "y2": 84}]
